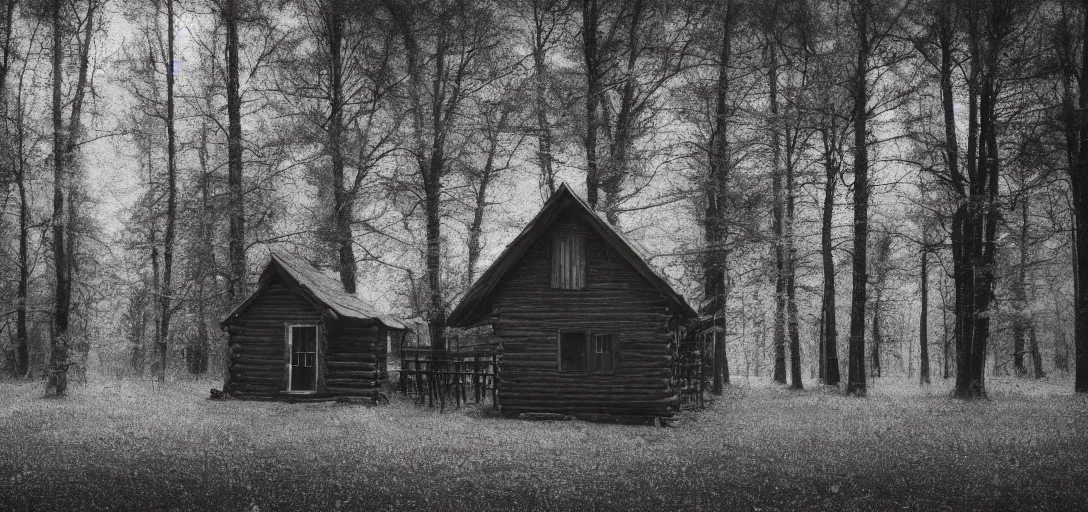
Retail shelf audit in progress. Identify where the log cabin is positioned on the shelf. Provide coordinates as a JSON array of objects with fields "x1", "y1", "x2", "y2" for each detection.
[
  {"x1": 447, "y1": 183, "x2": 698, "y2": 421},
  {"x1": 220, "y1": 249, "x2": 406, "y2": 399}
]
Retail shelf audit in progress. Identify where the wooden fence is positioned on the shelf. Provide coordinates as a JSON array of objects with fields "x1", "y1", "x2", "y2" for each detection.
[
  {"x1": 673, "y1": 329, "x2": 711, "y2": 409},
  {"x1": 397, "y1": 347, "x2": 498, "y2": 412}
]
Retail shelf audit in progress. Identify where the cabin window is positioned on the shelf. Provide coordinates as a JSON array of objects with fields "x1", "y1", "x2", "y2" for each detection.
[
  {"x1": 592, "y1": 334, "x2": 614, "y2": 372},
  {"x1": 551, "y1": 234, "x2": 585, "y2": 289},
  {"x1": 558, "y1": 330, "x2": 618, "y2": 373},
  {"x1": 559, "y1": 330, "x2": 587, "y2": 371}
]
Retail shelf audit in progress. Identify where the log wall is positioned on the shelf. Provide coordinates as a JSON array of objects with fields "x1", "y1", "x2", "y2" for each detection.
[
  {"x1": 490, "y1": 210, "x2": 679, "y2": 419},
  {"x1": 324, "y1": 322, "x2": 384, "y2": 395},
  {"x1": 225, "y1": 276, "x2": 386, "y2": 398},
  {"x1": 225, "y1": 281, "x2": 322, "y2": 396}
]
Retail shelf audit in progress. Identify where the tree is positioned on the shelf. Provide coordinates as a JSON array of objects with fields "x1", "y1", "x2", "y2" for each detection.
[
  {"x1": 159, "y1": 0, "x2": 177, "y2": 382},
  {"x1": 940, "y1": 0, "x2": 1033, "y2": 398},
  {"x1": 868, "y1": 230, "x2": 893, "y2": 378},
  {"x1": 761, "y1": 0, "x2": 787, "y2": 385},
  {"x1": 517, "y1": 0, "x2": 571, "y2": 196},
  {"x1": 920, "y1": 242, "x2": 932, "y2": 385},
  {"x1": 844, "y1": 0, "x2": 910, "y2": 396},
  {"x1": 809, "y1": 1, "x2": 852, "y2": 386},
  {"x1": 580, "y1": 0, "x2": 697, "y2": 220},
  {"x1": 386, "y1": 0, "x2": 506, "y2": 355},
  {"x1": 45, "y1": 0, "x2": 101, "y2": 396},
  {"x1": 223, "y1": 0, "x2": 246, "y2": 304},
  {"x1": 702, "y1": 0, "x2": 741, "y2": 394},
  {"x1": 1, "y1": 0, "x2": 30, "y2": 378},
  {"x1": 845, "y1": 0, "x2": 872, "y2": 396},
  {"x1": 280, "y1": 0, "x2": 403, "y2": 293},
  {"x1": 463, "y1": 88, "x2": 525, "y2": 285},
  {"x1": 1056, "y1": 0, "x2": 1088, "y2": 393}
]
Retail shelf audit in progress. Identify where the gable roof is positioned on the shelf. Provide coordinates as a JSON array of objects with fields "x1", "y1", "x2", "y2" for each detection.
[
  {"x1": 447, "y1": 183, "x2": 698, "y2": 326},
  {"x1": 221, "y1": 248, "x2": 406, "y2": 330}
]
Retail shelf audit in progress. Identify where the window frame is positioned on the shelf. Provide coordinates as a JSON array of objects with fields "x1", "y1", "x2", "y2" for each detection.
[
  {"x1": 590, "y1": 333, "x2": 616, "y2": 374},
  {"x1": 556, "y1": 329, "x2": 618, "y2": 375}
]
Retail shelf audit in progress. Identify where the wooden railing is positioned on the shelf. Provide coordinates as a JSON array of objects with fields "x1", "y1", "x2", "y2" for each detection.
[{"x1": 397, "y1": 348, "x2": 498, "y2": 412}]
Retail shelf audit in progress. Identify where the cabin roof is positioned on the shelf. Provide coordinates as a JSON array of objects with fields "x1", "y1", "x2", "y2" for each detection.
[
  {"x1": 221, "y1": 248, "x2": 406, "y2": 330},
  {"x1": 447, "y1": 183, "x2": 698, "y2": 326}
]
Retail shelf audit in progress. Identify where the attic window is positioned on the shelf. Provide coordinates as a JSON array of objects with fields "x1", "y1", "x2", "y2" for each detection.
[{"x1": 551, "y1": 234, "x2": 585, "y2": 290}]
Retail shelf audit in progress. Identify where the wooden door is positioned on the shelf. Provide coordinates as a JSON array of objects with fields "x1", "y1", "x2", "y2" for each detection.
[{"x1": 289, "y1": 325, "x2": 318, "y2": 392}]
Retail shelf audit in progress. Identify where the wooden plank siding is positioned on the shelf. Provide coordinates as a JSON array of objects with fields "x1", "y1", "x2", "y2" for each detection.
[{"x1": 490, "y1": 210, "x2": 679, "y2": 419}]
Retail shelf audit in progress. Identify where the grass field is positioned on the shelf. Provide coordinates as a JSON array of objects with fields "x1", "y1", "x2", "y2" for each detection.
[{"x1": 1, "y1": 376, "x2": 1086, "y2": 511}]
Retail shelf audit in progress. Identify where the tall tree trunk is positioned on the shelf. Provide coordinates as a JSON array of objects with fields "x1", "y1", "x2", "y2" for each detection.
[
  {"x1": 787, "y1": 269, "x2": 803, "y2": 389},
  {"x1": 16, "y1": 150, "x2": 29, "y2": 378},
  {"x1": 531, "y1": 5, "x2": 556, "y2": 196},
  {"x1": 466, "y1": 164, "x2": 494, "y2": 286},
  {"x1": 158, "y1": 0, "x2": 177, "y2": 382},
  {"x1": 1011, "y1": 199, "x2": 1029, "y2": 376},
  {"x1": 325, "y1": 0, "x2": 356, "y2": 293},
  {"x1": 225, "y1": 0, "x2": 246, "y2": 303},
  {"x1": 147, "y1": 141, "x2": 160, "y2": 378},
  {"x1": 424, "y1": 169, "x2": 445, "y2": 357},
  {"x1": 11, "y1": 20, "x2": 29, "y2": 376},
  {"x1": 846, "y1": 0, "x2": 870, "y2": 396},
  {"x1": 189, "y1": 116, "x2": 212, "y2": 375},
  {"x1": 819, "y1": 130, "x2": 841, "y2": 386},
  {"x1": 920, "y1": 247, "x2": 931, "y2": 384},
  {"x1": 0, "y1": 0, "x2": 14, "y2": 97},
  {"x1": 582, "y1": 0, "x2": 601, "y2": 208},
  {"x1": 1073, "y1": 0, "x2": 1088, "y2": 393},
  {"x1": 936, "y1": 1, "x2": 959, "y2": 384},
  {"x1": 768, "y1": 41, "x2": 786, "y2": 384},
  {"x1": 3, "y1": 0, "x2": 26, "y2": 378},
  {"x1": 706, "y1": 0, "x2": 735, "y2": 394},
  {"x1": 465, "y1": 179, "x2": 488, "y2": 286},
  {"x1": 46, "y1": 0, "x2": 70, "y2": 396},
  {"x1": 941, "y1": 272, "x2": 952, "y2": 379},
  {"x1": 785, "y1": 128, "x2": 802, "y2": 390},
  {"x1": 953, "y1": 14, "x2": 1000, "y2": 398},
  {"x1": 599, "y1": 0, "x2": 643, "y2": 223}
]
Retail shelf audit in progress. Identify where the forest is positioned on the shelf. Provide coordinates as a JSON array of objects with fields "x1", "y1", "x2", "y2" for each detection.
[{"x1": 0, "y1": 0, "x2": 1086, "y2": 401}]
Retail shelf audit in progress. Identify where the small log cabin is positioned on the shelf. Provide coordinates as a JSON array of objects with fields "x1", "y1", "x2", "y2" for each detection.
[
  {"x1": 447, "y1": 183, "x2": 698, "y2": 421},
  {"x1": 220, "y1": 249, "x2": 406, "y2": 399}
]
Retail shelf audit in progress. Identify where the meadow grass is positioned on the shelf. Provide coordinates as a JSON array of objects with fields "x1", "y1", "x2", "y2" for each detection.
[{"x1": 0, "y1": 375, "x2": 1085, "y2": 511}]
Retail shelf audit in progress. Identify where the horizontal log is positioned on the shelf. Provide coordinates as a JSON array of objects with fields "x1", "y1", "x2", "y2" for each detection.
[
  {"x1": 232, "y1": 356, "x2": 284, "y2": 366},
  {"x1": 229, "y1": 377, "x2": 283, "y2": 388},
  {"x1": 230, "y1": 364, "x2": 283, "y2": 374},
  {"x1": 230, "y1": 385, "x2": 283, "y2": 394},
  {"x1": 325, "y1": 378, "x2": 375, "y2": 387},
  {"x1": 502, "y1": 405, "x2": 673, "y2": 416},
  {"x1": 326, "y1": 345, "x2": 379, "y2": 355},
  {"x1": 324, "y1": 385, "x2": 380, "y2": 395},
  {"x1": 325, "y1": 355, "x2": 377, "y2": 365},
  {"x1": 325, "y1": 358, "x2": 377, "y2": 367},
  {"x1": 499, "y1": 376, "x2": 670, "y2": 387},
  {"x1": 324, "y1": 371, "x2": 378, "y2": 379},
  {"x1": 500, "y1": 389, "x2": 672, "y2": 399},
  {"x1": 498, "y1": 356, "x2": 671, "y2": 368}
]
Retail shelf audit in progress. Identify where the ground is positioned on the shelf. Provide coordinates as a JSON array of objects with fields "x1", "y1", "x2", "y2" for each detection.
[{"x1": 0, "y1": 376, "x2": 1086, "y2": 511}]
